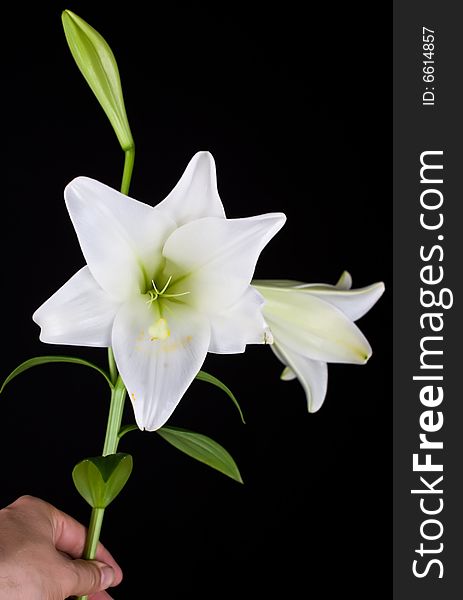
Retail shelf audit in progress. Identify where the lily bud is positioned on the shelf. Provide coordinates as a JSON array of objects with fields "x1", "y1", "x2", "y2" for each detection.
[{"x1": 62, "y1": 10, "x2": 134, "y2": 151}]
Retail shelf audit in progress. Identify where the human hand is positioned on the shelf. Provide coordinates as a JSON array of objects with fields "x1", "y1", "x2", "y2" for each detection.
[{"x1": 0, "y1": 495, "x2": 123, "y2": 599}]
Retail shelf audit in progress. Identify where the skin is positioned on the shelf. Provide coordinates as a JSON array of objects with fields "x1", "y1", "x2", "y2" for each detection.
[{"x1": 0, "y1": 495, "x2": 123, "y2": 600}]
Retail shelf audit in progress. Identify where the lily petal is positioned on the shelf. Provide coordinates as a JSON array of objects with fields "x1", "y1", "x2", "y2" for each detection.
[
  {"x1": 252, "y1": 279, "x2": 305, "y2": 288},
  {"x1": 280, "y1": 366, "x2": 297, "y2": 380},
  {"x1": 65, "y1": 177, "x2": 176, "y2": 300},
  {"x1": 271, "y1": 343, "x2": 328, "y2": 412},
  {"x1": 336, "y1": 271, "x2": 353, "y2": 290},
  {"x1": 295, "y1": 281, "x2": 385, "y2": 322},
  {"x1": 33, "y1": 266, "x2": 119, "y2": 347},
  {"x1": 163, "y1": 213, "x2": 286, "y2": 313},
  {"x1": 270, "y1": 344, "x2": 297, "y2": 380},
  {"x1": 253, "y1": 271, "x2": 352, "y2": 292},
  {"x1": 208, "y1": 286, "x2": 268, "y2": 353},
  {"x1": 259, "y1": 287, "x2": 372, "y2": 364},
  {"x1": 156, "y1": 151, "x2": 226, "y2": 225},
  {"x1": 112, "y1": 296, "x2": 210, "y2": 431}
]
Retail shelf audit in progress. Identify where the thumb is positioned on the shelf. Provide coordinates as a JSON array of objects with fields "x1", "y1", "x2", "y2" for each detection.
[{"x1": 65, "y1": 559, "x2": 115, "y2": 597}]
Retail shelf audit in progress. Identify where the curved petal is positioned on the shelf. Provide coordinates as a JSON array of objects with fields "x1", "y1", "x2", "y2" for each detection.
[
  {"x1": 336, "y1": 271, "x2": 353, "y2": 290},
  {"x1": 252, "y1": 279, "x2": 305, "y2": 288},
  {"x1": 253, "y1": 271, "x2": 353, "y2": 292},
  {"x1": 65, "y1": 177, "x2": 176, "y2": 300},
  {"x1": 270, "y1": 343, "x2": 297, "y2": 380},
  {"x1": 155, "y1": 151, "x2": 226, "y2": 225},
  {"x1": 295, "y1": 281, "x2": 385, "y2": 322},
  {"x1": 163, "y1": 213, "x2": 286, "y2": 313},
  {"x1": 260, "y1": 288, "x2": 372, "y2": 364},
  {"x1": 33, "y1": 267, "x2": 119, "y2": 347},
  {"x1": 112, "y1": 296, "x2": 210, "y2": 431},
  {"x1": 280, "y1": 366, "x2": 297, "y2": 381},
  {"x1": 271, "y1": 343, "x2": 328, "y2": 412},
  {"x1": 208, "y1": 287, "x2": 268, "y2": 353}
]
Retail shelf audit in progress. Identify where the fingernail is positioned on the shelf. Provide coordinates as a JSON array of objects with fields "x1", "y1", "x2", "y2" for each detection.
[{"x1": 100, "y1": 564, "x2": 115, "y2": 588}]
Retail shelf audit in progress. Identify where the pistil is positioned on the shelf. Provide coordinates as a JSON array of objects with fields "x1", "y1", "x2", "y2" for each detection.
[{"x1": 145, "y1": 276, "x2": 191, "y2": 341}]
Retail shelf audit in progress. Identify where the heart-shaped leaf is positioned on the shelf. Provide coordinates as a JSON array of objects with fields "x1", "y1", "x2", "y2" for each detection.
[{"x1": 73, "y1": 453, "x2": 133, "y2": 508}]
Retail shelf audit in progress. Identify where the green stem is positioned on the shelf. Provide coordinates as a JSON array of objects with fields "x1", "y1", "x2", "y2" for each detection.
[
  {"x1": 102, "y1": 376, "x2": 127, "y2": 456},
  {"x1": 120, "y1": 146, "x2": 135, "y2": 195},
  {"x1": 83, "y1": 507, "x2": 105, "y2": 558},
  {"x1": 78, "y1": 144, "x2": 135, "y2": 600},
  {"x1": 77, "y1": 508, "x2": 105, "y2": 600},
  {"x1": 75, "y1": 382, "x2": 126, "y2": 600}
]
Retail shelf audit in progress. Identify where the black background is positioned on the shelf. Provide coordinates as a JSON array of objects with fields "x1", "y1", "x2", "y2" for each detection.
[{"x1": 3, "y1": 3, "x2": 389, "y2": 598}]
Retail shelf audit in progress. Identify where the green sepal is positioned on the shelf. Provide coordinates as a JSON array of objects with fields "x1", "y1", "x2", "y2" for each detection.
[
  {"x1": 157, "y1": 425, "x2": 243, "y2": 484},
  {"x1": 195, "y1": 370, "x2": 245, "y2": 423},
  {"x1": 62, "y1": 10, "x2": 134, "y2": 151},
  {"x1": 72, "y1": 453, "x2": 133, "y2": 508},
  {"x1": 0, "y1": 356, "x2": 113, "y2": 394}
]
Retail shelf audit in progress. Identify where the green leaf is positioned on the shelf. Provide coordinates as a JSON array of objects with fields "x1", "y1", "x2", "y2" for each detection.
[
  {"x1": 157, "y1": 426, "x2": 243, "y2": 484},
  {"x1": 73, "y1": 453, "x2": 133, "y2": 508},
  {"x1": 195, "y1": 370, "x2": 245, "y2": 423},
  {"x1": 118, "y1": 424, "x2": 138, "y2": 440},
  {"x1": 0, "y1": 356, "x2": 113, "y2": 394},
  {"x1": 62, "y1": 10, "x2": 134, "y2": 151}
]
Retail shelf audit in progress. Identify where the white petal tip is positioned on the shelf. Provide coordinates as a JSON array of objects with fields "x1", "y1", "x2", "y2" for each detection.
[
  {"x1": 261, "y1": 212, "x2": 287, "y2": 238},
  {"x1": 361, "y1": 349, "x2": 373, "y2": 364},
  {"x1": 364, "y1": 281, "x2": 386, "y2": 308},
  {"x1": 189, "y1": 150, "x2": 216, "y2": 169},
  {"x1": 64, "y1": 175, "x2": 94, "y2": 198},
  {"x1": 308, "y1": 392, "x2": 328, "y2": 413},
  {"x1": 195, "y1": 150, "x2": 213, "y2": 158},
  {"x1": 143, "y1": 423, "x2": 162, "y2": 432},
  {"x1": 280, "y1": 366, "x2": 296, "y2": 381},
  {"x1": 336, "y1": 271, "x2": 353, "y2": 289},
  {"x1": 274, "y1": 212, "x2": 287, "y2": 225}
]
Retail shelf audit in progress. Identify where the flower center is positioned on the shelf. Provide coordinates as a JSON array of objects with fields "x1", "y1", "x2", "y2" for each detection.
[{"x1": 145, "y1": 276, "x2": 190, "y2": 341}]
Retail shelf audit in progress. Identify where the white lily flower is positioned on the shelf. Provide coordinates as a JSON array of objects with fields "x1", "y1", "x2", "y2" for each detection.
[
  {"x1": 253, "y1": 273, "x2": 384, "y2": 412},
  {"x1": 33, "y1": 152, "x2": 286, "y2": 430}
]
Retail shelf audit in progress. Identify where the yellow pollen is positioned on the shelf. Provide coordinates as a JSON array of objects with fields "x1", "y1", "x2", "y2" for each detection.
[{"x1": 149, "y1": 318, "x2": 170, "y2": 341}]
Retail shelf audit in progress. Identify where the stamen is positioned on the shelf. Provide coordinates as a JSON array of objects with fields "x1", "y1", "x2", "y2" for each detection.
[
  {"x1": 263, "y1": 329, "x2": 274, "y2": 344},
  {"x1": 145, "y1": 289, "x2": 159, "y2": 305},
  {"x1": 159, "y1": 275, "x2": 173, "y2": 295},
  {"x1": 163, "y1": 290, "x2": 191, "y2": 299},
  {"x1": 145, "y1": 275, "x2": 190, "y2": 304}
]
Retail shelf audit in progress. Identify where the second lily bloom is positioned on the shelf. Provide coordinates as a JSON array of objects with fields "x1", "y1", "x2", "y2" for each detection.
[{"x1": 253, "y1": 273, "x2": 384, "y2": 412}]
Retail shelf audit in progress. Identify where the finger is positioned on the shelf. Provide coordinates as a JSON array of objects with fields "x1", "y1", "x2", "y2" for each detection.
[
  {"x1": 51, "y1": 507, "x2": 123, "y2": 585},
  {"x1": 63, "y1": 559, "x2": 115, "y2": 597},
  {"x1": 93, "y1": 543, "x2": 123, "y2": 586}
]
